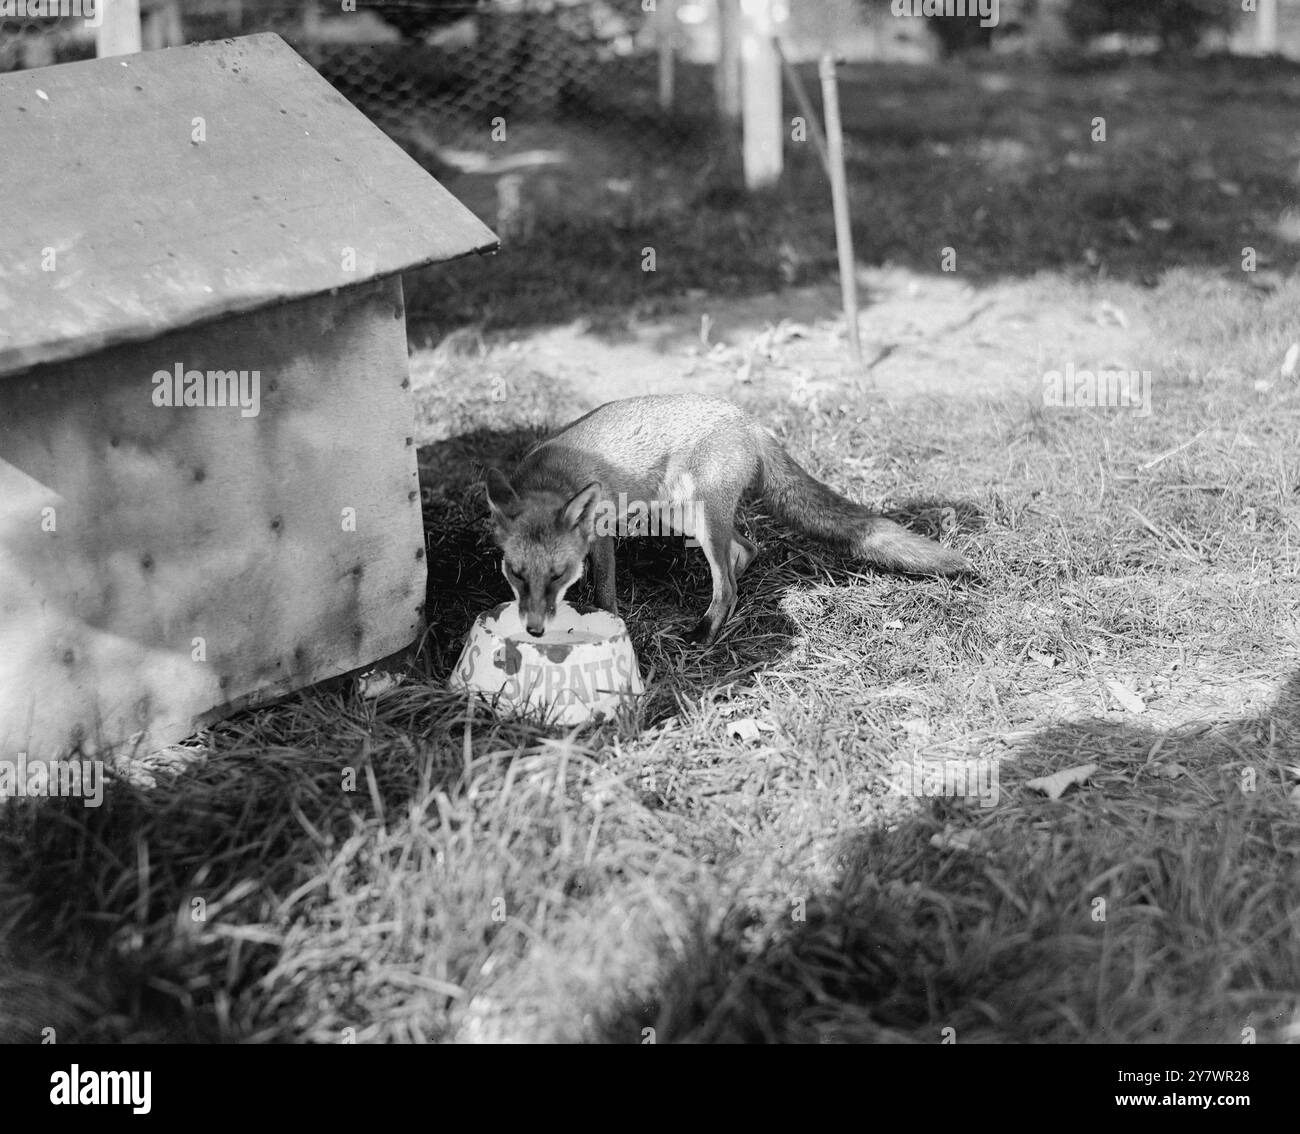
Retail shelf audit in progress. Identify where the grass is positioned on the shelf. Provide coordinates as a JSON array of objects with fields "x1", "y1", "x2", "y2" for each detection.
[{"x1": 2, "y1": 52, "x2": 1300, "y2": 1044}]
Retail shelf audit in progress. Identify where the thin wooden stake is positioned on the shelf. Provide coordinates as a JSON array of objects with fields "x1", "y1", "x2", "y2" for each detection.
[
  {"x1": 773, "y1": 38, "x2": 829, "y2": 179},
  {"x1": 818, "y1": 54, "x2": 861, "y2": 368},
  {"x1": 658, "y1": 0, "x2": 676, "y2": 111}
]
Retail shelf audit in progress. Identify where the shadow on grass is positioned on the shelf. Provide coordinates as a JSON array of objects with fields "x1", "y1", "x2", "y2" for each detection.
[
  {"x1": 595, "y1": 670, "x2": 1300, "y2": 1044},
  {"x1": 0, "y1": 422, "x2": 978, "y2": 1042}
]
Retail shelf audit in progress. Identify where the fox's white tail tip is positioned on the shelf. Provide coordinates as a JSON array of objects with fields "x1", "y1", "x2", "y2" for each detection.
[{"x1": 856, "y1": 522, "x2": 971, "y2": 577}]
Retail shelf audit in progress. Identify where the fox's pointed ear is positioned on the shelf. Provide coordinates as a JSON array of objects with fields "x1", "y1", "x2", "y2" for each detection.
[
  {"x1": 562, "y1": 481, "x2": 602, "y2": 536},
  {"x1": 485, "y1": 468, "x2": 522, "y2": 522}
]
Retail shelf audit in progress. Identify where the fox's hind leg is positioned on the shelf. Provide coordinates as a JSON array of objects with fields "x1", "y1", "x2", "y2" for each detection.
[
  {"x1": 675, "y1": 431, "x2": 758, "y2": 644},
  {"x1": 688, "y1": 505, "x2": 741, "y2": 645}
]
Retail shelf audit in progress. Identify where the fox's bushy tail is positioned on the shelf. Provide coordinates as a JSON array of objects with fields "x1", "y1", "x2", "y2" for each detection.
[{"x1": 754, "y1": 430, "x2": 969, "y2": 576}]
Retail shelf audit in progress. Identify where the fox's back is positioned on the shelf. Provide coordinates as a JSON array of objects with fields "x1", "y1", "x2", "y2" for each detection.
[{"x1": 519, "y1": 395, "x2": 759, "y2": 500}]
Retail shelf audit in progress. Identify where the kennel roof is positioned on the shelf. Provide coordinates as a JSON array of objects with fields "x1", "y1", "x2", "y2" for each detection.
[{"x1": 0, "y1": 32, "x2": 498, "y2": 377}]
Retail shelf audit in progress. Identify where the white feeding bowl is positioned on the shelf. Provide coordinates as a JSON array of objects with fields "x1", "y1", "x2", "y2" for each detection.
[{"x1": 449, "y1": 601, "x2": 643, "y2": 724}]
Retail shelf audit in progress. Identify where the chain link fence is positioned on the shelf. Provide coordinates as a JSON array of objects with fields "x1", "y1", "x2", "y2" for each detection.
[
  {"x1": 7, "y1": 2, "x2": 1299, "y2": 137},
  {"x1": 0, "y1": 2, "x2": 704, "y2": 143},
  {"x1": 0, "y1": 2, "x2": 726, "y2": 258}
]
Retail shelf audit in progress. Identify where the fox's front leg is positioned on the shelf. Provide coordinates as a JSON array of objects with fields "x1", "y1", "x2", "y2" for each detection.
[{"x1": 587, "y1": 535, "x2": 618, "y2": 614}]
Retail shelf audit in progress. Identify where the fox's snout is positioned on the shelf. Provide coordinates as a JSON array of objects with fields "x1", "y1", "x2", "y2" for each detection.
[
  {"x1": 507, "y1": 579, "x2": 564, "y2": 639},
  {"x1": 508, "y1": 590, "x2": 552, "y2": 638}
]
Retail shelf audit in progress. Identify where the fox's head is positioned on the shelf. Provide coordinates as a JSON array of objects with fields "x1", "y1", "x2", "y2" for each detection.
[{"x1": 484, "y1": 469, "x2": 602, "y2": 637}]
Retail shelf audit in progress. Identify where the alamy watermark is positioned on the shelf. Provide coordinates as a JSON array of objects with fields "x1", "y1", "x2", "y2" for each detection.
[
  {"x1": 0, "y1": 0, "x2": 102, "y2": 27},
  {"x1": 1042, "y1": 362, "x2": 1152, "y2": 417},
  {"x1": 50, "y1": 1065, "x2": 151, "y2": 1115},
  {"x1": 891, "y1": 0, "x2": 999, "y2": 28},
  {"x1": 152, "y1": 362, "x2": 261, "y2": 418},
  {"x1": 0, "y1": 753, "x2": 105, "y2": 807},
  {"x1": 890, "y1": 755, "x2": 1000, "y2": 809},
  {"x1": 592, "y1": 493, "x2": 702, "y2": 545}
]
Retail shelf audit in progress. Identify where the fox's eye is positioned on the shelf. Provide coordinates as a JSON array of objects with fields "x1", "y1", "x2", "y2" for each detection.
[
  {"x1": 505, "y1": 564, "x2": 521, "y2": 579},
  {"x1": 550, "y1": 570, "x2": 565, "y2": 582}
]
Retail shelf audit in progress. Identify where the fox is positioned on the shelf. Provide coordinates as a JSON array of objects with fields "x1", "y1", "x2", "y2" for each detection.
[{"x1": 484, "y1": 394, "x2": 970, "y2": 645}]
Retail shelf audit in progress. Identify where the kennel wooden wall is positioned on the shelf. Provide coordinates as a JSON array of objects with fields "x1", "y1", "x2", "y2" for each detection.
[{"x1": 0, "y1": 34, "x2": 497, "y2": 761}]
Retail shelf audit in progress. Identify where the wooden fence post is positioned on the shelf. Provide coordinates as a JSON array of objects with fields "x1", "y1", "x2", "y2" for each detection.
[
  {"x1": 97, "y1": 0, "x2": 142, "y2": 57},
  {"x1": 741, "y1": 0, "x2": 782, "y2": 189},
  {"x1": 1258, "y1": 0, "x2": 1279, "y2": 54}
]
